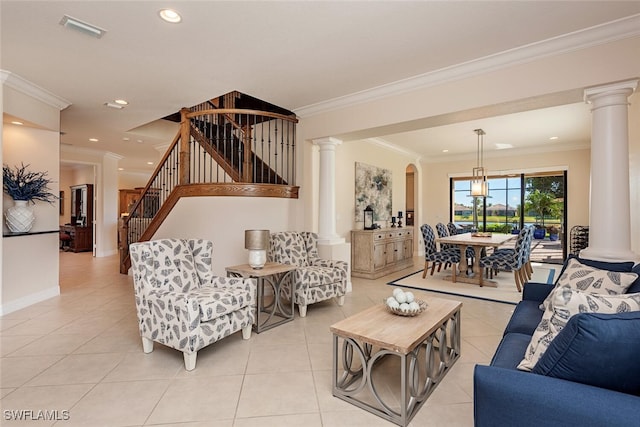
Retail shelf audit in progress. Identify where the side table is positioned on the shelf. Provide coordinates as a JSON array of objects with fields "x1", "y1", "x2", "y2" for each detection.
[{"x1": 226, "y1": 262, "x2": 297, "y2": 333}]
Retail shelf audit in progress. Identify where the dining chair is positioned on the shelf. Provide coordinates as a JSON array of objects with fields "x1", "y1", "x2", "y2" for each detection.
[
  {"x1": 420, "y1": 224, "x2": 461, "y2": 279},
  {"x1": 446, "y1": 222, "x2": 459, "y2": 236},
  {"x1": 479, "y1": 227, "x2": 532, "y2": 291},
  {"x1": 446, "y1": 221, "x2": 480, "y2": 266},
  {"x1": 491, "y1": 226, "x2": 534, "y2": 280}
]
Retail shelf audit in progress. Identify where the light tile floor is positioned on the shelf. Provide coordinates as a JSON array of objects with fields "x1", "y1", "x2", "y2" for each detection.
[{"x1": 0, "y1": 252, "x2": 515, "y2": 426}]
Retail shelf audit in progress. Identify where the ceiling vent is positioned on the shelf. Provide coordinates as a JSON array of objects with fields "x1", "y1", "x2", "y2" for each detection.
[{"x1": 59, "y1": 15, "x2": 106, "y2": 39}]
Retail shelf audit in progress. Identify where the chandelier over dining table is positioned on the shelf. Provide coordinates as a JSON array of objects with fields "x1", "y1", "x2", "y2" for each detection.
[{"x1": 471, "y1": 128, "x2": 488, "y2": 197}]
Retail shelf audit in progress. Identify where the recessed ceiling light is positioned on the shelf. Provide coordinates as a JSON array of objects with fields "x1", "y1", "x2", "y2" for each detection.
[
  {"x1": 89, "y1": 138, "x2": 99, "y2": 142},
  {"x1": 549, "y1": 136, "x2": 559, "y2": 140},
  {"x1": 11, "y1": 121, "x2": 23, "y2": 125},
  {"x1": 122, "y1": 137, "x2": 130, "y2": 141},
  {"x1": 118, "y1": 168, "x2": 124, "y2": 171},
  {"x1": 495, "y1": 143, "x2": 513, "y2": 150},
  {"x1": 60, "y1": 15, "x2": 107, "y2": 38},
  {"x1": 114, "y1": 99, "x2": 128, "y2": 105},
  {"x1": 137, "y1": 139, "x2": 144, "y2": 144},
  {"x1": 147, "y1": 161, "x2": 154, "y2": 165},
  {"x1": 159, "y1": 9, "x2": 182, "y2": 23},
  {"x1": 442, "y1": 149, "x2": 449, "y2": 153},
  {"x1": 104, "y1": 102, "x2": 124, "y2": 109}
]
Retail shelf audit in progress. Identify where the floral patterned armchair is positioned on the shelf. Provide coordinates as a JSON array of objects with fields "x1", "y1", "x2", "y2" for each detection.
[
  {"x1": 129, "y1": 239, "x2": 256, "y2": 371},
  {"x1": 268, "y1": 231, "x2": 348, "y2": 317}
]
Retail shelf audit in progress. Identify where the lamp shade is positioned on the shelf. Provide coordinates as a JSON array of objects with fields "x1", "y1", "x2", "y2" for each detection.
[
  {"x1": 245, "y1": 230, "x2": 270, "y2": 250},
  {"x1": 471, "y1": 178, "x2": 488, "y2": 197}
]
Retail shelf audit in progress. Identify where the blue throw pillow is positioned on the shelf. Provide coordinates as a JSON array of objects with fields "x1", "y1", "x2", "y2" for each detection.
[
  {"x1": 554, "y1": 254, "x2": 635, "y2": 285},
  {"x1": 532, "y1": 311, "x2": 640, "y2": 395},
  {"x1": 627, "y1": 264, "x2": 640, "y2": 293}
]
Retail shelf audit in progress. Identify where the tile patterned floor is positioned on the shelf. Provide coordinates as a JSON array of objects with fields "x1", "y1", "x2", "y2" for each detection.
[{"x1": 0, "y1": 252, "x2": 514, "y2": 426}]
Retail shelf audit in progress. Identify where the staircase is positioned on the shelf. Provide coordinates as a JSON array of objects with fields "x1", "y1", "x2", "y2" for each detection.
[{"x1": 119, "y1": 91, "x2": 298, "y2": 273}]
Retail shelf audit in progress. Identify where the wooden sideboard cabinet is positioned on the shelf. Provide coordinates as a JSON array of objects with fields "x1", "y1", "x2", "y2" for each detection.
[{"x1": 351, "y1": 228, "x2": 414, "y2": 279}]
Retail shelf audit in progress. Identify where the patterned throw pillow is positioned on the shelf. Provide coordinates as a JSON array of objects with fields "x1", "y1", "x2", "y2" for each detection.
[
  {"x1": 519, "y1": 286, "x2": 640, "y2": 371},
  {"x1": 540, "y1": 258, "x2": 638, "y2": 310}
]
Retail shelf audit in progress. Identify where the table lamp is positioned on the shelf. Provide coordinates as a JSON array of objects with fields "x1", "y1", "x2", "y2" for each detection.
[{"x1": 245, "y1": 230, "x2": 270, "y2": 269}]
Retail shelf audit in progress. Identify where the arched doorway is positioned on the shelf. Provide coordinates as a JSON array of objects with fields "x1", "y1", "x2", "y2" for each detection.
[{"x1": 406, "y1": 164, "x2": 419, "y2": 254}]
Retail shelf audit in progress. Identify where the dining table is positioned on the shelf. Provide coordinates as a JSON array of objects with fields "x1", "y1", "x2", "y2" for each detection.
[{"x1": 436, "y1": 232, "x2": 517, "y2": 287}]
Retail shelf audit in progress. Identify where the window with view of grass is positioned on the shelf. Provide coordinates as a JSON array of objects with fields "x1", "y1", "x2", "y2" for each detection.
[{"x1": 451, "y1": 171, "x2": 566, "y2": 252}]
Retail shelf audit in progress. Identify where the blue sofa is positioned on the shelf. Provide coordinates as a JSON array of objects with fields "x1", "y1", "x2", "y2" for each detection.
[{"x1": 474, "y1": 256, "x2": 640, "y2": 427}]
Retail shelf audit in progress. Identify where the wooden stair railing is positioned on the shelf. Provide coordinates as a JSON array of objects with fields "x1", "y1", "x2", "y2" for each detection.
[{"x1": 119, "y1": 106, "x2": 298, "y2": 273}]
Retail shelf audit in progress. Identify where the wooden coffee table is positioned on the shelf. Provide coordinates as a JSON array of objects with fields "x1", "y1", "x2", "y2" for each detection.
[{"x1": 330, "y1": 297, "x2": 462, "y2": 427}]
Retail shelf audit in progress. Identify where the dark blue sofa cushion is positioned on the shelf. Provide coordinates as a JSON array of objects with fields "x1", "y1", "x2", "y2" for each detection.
[
  {"x1": 504, "y1": 300, "x2": 544, "y2": 336},
  {"x1": 490, "y1": 333, "x2": 531, "y2": 370},
  {"x1": 522, "y1": 281, "x2": 554, "y2": 303},
  {"x1": 532, "y1": 311, "x2": 640, "y2": 395}
]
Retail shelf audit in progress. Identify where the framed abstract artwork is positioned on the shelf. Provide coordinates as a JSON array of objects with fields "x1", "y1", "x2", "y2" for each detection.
[{"x1": 354, "y1": 162, "x2": 392, "y2": 223}]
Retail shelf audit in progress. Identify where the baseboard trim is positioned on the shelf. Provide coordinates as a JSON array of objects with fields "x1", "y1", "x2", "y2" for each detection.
[{"x1": 0, "y1": 286, "x2": 60, "y2": 316}]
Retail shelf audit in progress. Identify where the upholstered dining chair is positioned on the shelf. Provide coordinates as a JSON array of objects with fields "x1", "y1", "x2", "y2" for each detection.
[
  {"x1": 420, "y1": 224, "x2": 461, "y2": 279},
  {"x1": 268, "y1": 231, "x2": 348, "y2": 317},
  {"x1": 479, "y1": 227, "x2": 532, "y2": 291},
  {"x1": 443, "y1": 221, "x2": 478, "y2": 266},
  {"x1": 129, "y1": 238, "x2": 256, "y2": 371},
  {"x1": 446, "y1": 222, "x2": 460, "y2": 237},
  {"x1": 491, "y1": 225, "x2": 534, "y2": 281}
]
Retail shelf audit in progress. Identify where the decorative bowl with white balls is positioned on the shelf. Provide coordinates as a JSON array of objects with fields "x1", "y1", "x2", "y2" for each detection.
[{"x1": 384, "y1": 288, "x2": 427, "y2": 316}]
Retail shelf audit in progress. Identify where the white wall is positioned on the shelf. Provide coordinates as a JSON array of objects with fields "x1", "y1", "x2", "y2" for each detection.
[
  {"x1": 152, "y1": 196, "x2": 300, "y2": 275},
  {"x1": 2, "y1": 125, "x2": 60, "y2": 233},
  {"x1": 2, "y1": 94, "x2": 63, "y2": 315},
  {"x1": 334, "y1": 140, "x2": 419, "y2": 239},
  {"x1": 118, "y1": 171, "x2": 151, "y2": 189}
]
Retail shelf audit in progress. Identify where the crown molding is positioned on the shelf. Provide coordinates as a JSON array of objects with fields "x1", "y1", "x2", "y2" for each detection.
[
  {"x1": 60, "y1": 144, "x2": 108, "y2": 157},
  {"x1": 295, "y1": 14, "x2": 640, "y2": 118},
  {"x1": 104, "y1": 151, "x2": 124, "y2": 161},
  {"x1": 420, "y1": 140, "x2": 590, "y2": 164},
  {"x1": 117, "y1": 168, "x2": 153, "y2": 176},
  {"x1": 366, "y1": 137, "x2": 423, "y2": 161},
  {"x1": 0, "y1": 70, "x2": 71, "y2": 110}
]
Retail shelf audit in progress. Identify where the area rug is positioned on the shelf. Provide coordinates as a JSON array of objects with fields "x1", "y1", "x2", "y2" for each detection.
[{"x1": 387, "y1": 262, "x2": 557, "y2": 305}]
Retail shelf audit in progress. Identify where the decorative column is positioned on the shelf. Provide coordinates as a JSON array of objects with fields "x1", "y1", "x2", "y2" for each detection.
[
  {"x1": 580, "y1": 79, "x2": 638, "y2": 262},
  {"x1": 312, "y1": 137, "x2": 344, "y2": 244},
  {"x1": 312, "y1": 137, "x2": 351, "y2": 292}
]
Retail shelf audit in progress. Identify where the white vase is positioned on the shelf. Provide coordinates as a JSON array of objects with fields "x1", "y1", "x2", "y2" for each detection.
[{"x1": 5, "y1": 200, "x2": 35, "y2": 232}]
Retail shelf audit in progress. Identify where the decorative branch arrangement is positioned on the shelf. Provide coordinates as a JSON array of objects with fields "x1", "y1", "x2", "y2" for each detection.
[{"x1": 3, "y1": 163, "x2": 57, "y2": 204}]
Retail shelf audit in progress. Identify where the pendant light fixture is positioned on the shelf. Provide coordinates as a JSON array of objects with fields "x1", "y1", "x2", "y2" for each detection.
[{"x1": 470, "y1": 128, "x2": 488, "y2": 197}]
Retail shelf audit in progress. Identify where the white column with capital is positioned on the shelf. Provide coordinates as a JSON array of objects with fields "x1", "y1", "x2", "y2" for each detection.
[
  {"x1": 312, "y1": 137, "x2": 351, "y2": 291},
  {"x1": 580, "y1": 79, "x2": 638, "y2": 262},
  {"x1": 313, "y1": 137, "x2": 344, "y2": 244}
]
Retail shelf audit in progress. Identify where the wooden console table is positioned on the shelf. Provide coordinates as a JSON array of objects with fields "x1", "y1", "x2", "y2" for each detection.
[{"x1": 351, "y1": 228, "x2": 414, "y2": 279}]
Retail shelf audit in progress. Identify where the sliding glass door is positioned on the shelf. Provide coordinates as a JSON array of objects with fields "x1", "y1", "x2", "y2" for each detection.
[{"x1": 451, "y1": 171, "x2": 567, "y2": 263}]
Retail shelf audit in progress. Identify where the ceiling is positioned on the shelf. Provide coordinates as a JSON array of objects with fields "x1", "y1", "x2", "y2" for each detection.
[{"x1": 2, "y1": 1, "x2": 640, "y2": 172}]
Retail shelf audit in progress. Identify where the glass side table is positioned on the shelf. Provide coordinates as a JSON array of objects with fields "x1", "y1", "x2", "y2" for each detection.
[{"x1": 225, "y1": 262, "x2": 297, "y2": 333}]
